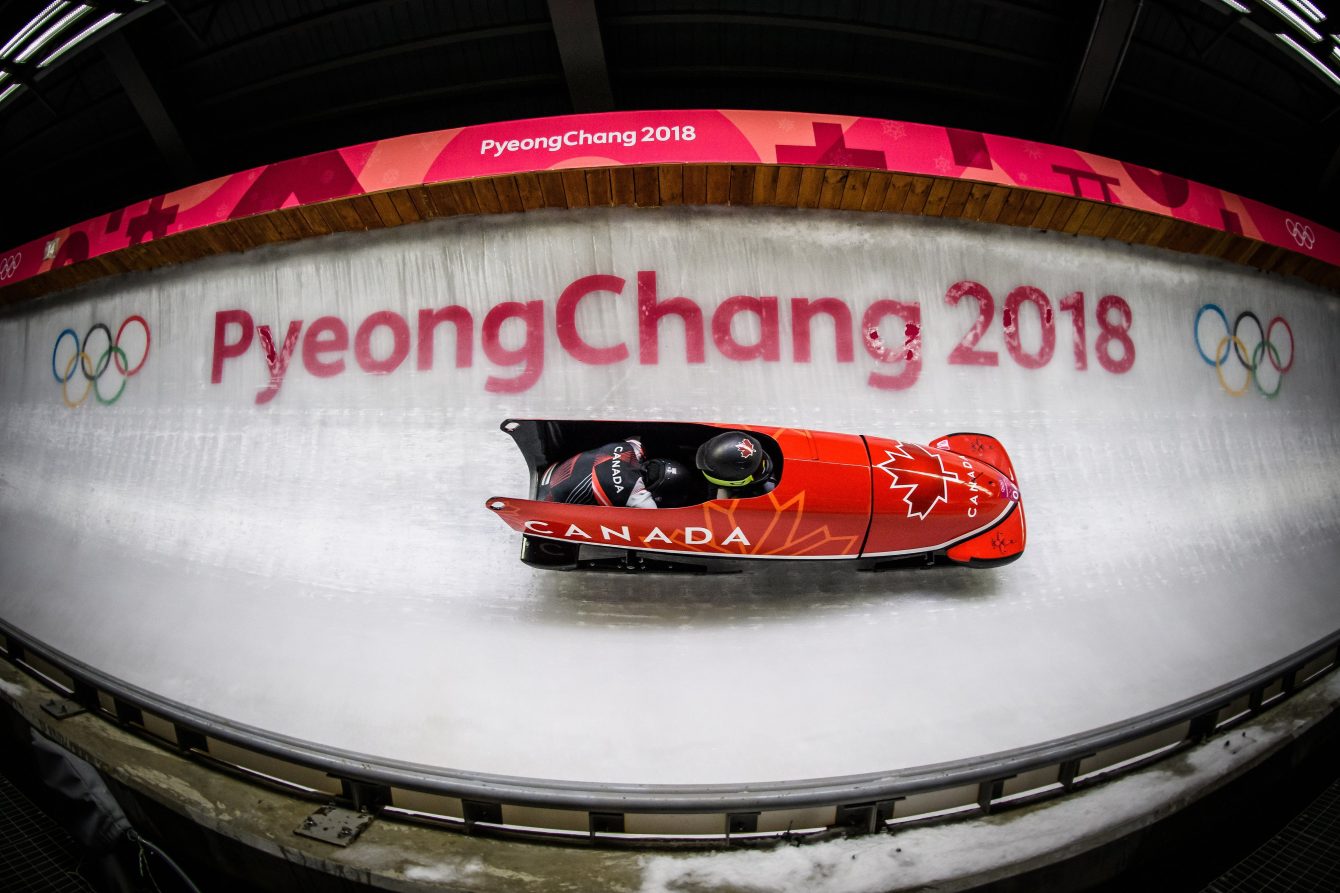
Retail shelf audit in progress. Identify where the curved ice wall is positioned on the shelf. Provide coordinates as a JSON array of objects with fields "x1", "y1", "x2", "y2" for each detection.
[{"x1": 1, "y1": 206, "x2": 1337, "y2": 785}]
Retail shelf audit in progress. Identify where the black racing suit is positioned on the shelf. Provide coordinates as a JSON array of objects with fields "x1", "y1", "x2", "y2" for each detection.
[{"x1": 538, "y1": 438, "x2": 657, "y2": 508}]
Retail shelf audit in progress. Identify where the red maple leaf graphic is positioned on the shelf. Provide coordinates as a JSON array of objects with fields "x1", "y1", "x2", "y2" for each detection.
[{"x1": 875, "y1": 443, "x2": 956, "y2": 520}]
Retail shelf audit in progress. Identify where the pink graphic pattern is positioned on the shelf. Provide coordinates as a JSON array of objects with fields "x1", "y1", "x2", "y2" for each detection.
[{"x1": 1, "y1": 109, "x2": 1334, "y2": 291}]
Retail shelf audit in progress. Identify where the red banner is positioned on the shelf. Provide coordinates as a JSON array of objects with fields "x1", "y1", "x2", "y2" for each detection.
[{"x1": 1, "y1": 109, "x2": 1333, "y2": 291}]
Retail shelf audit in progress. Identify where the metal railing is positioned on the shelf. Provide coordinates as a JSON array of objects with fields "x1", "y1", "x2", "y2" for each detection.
[{"x1": 1, "y1": 617, "x2": 1336, "y2": 845}]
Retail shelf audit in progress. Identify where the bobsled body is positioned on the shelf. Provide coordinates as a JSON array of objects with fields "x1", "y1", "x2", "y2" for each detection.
[{"x1": 485, "y1": 420, "x2": 1025, "y2": 573}]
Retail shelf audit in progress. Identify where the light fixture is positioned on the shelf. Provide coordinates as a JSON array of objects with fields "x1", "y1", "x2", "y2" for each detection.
[
  {"x1": 14, "y1": 4, "x2": 90, "y2": 63},
  {"x1": 1282, "y1": 0, "x2": 1326, "y2": 24},
  {"x1": 0, "y1": 83, "x2": 18, "y2": 104},
  {"x1": 39, "y1": 11, "x2": 121, "y2": 68},
  {"x1": 1218, "y1": 0, "x2": 1252, "y2": 13},
  {"x1": 1277, "y1": 31, "x2": 1340, "y2": 84},
  {"x1": 0, "y1": 2, "x2": 67, "y2": 58},
  {"x1": 1260, "y1": 0, "x2": 1325, "y2": 40}
]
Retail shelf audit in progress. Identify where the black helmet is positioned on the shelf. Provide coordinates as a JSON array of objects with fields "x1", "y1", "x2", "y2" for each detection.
[
  {"x1": 695, "y1": 431, "x2": 773, "y2": 488},
  {"x1": 643, "y1": 458, "x2": 695, "y2": 507}
]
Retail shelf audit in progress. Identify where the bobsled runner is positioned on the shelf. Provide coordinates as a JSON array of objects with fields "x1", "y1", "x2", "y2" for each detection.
[{"x1": 485, "y1": 419, "x2": 1025, "y2": 573}]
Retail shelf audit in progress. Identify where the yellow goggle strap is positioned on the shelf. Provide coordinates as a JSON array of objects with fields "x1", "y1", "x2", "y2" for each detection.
[{"x1": 702, "y1": 471, "x2": 755, "y2": 488}]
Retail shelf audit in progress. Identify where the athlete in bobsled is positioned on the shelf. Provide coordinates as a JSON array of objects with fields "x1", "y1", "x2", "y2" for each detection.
[
  {"x1": 538, "y1": 436, "x2": 697, "y2": 508},
  {"x1": 695, "y1": 430, "x2": 778, "y2": 499}
]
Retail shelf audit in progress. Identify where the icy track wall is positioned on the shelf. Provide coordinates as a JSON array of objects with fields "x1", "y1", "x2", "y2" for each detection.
[{"x1": 1, "y1": 206, "x2": 1338, "y2": 795}]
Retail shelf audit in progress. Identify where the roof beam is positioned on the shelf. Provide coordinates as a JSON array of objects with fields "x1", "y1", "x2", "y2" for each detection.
[
  {"x1": 547, "y1": 0, "x2": 614, "y2": 112},
  {"x1": 102, "y1": 30, "x2": 195, "y2": 182},
  {"x1": 1059, "y1": 0, "x2": 1144, "y2": 149}
]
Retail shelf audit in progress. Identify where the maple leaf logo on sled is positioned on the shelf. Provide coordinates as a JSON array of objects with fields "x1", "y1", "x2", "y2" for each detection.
[{"x1": 875, "y1": 442, "x2": 954, "y2": 520}]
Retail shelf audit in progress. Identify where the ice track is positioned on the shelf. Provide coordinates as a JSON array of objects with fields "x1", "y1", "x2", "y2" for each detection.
[{"x1": 1, "y1": 207, "x2": 1337, "y2": 786}]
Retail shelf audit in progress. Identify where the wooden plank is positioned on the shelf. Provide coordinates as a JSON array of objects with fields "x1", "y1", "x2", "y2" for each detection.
[
  {"x1": 705, "y1": 165, "x2": 732, "y2": 204},
  {"x1": 610, "y1": 167, "x2": 637, "y2": 206},
  {"x1": 1090, "y1": 205, "x2": 1125, "y2": 239},
  {"x1": 860, "y1": 171, "x2": 893, "y2": 212},
  {"x1": 470, "y1": 179, "x2": 502, "y2": 215},
  {"x1": 1144, "y1": 215, "x2": 1175, "y2": 248},
  {"x1": 1050, "y1": 199, "x2": 1087, "y2": 234},
  {"x1": 899, "y1": 176, "x2": 935, "y2": 215},
  {"x1": 1013, "y1": 191, "x2": 1049, "y2": 228},
  {"x1": 1160, "y1": 222, "x2": 1192, "y2": 253},
  {"x1": 192, "y1": 223, "x2": 237, "y2": 256},
  {"x1": 1069, "y1": 201, "x2": 1100, "y2": 237},
  {"x1": 659, "y1": 165, "x2": 684, "y2": 205},
  {"x1": 585, "y1": 168, "x2": 613, "y2": 207},
  {"x1": 1247, "y1": 244, "x2": 1286, "y2": 271},
  {"x1": 514, "y1": 173, "x2": 546, "y2": 211},
  {"x1": 537, "y1": 171, "x2": 567, "y2": 208},
  {"x1": 840, "y1": 170, "x2": 872, "y2": 211},
  {"x1": 1207, "y1": 231, "x2": 1238, "y2": 262},
  {"x1": 729, "y1": 165, "x2": 755, "y2": 205},
  {"x1": 1104, "y1": 206, "x2": 1134, "y2": 239},
  {"x1": 251, "y1": 212, "x2": 289, "y2": 243},
  {"x1": 881, "y1": 173, "x2": 917, "y2": 212},
  {"x1": 1112, "y1": 208, "x2": 1144, "y2": 244},
  {"x1": 368, "y1": 191, "x2": 404, "y2": 227},
  {"x1": 941, "y1": 179, "x2": 974, "y2": 219},
  {"x1": 796, "y1": 167, "x2": 824, "y2": 208},
  {"x1": 961, "y1": 182, "x2": 992, "y2": 219},
  {"x1": 1005, "y1": 189, "x2": 1041, "y2": 228},
  {"x1": 387, "y1": 188, "x2": 422, "y2": 223},
  {"x1": 1275, "y1": 251, "x2": 1307, "y2": 276},
  {"x1": 993, "y1": 187, "x2": 1027, "y2": 226},
  {"x1": 683, "y1": 165, "x2": 708, "y2": 204},
  {"x1": 284, "y1": 206, "x2": 319, "y2": 238},
  {"x1": 561, "y1": 169, "x2": 590, "y2": 208},
  {"x1": 817, "y1": 168, "x2": 848, "y2": 209},
  {"x1": 752, "y1": 165, "x2": 779, "y2": 206},
  {"x1": 1183, "y1": 222, "x2": 1215, "y2": 253},
  {"x1": 1111, "y1": 209, "x2": 1146, "y2": 244},
  {"x1": 227, "y1": 218, "x2": 266, "y2": 248},
  {"x1": 976, "y1": 184, "x2": 1011, "y2": 223},
  {"x1": 206, "y1": 220, "x2": 249, "y2": 253},
  {"x1": 320, "y1": 200, "x2": 358, "y2": 233},
  {"x1": 449, "y1": 181, "x2": 481, "y2": 215},
  {"x1": 1192, "y1": 224, "x2": 1228, "y2": 256},
  {"x1": 1222, "y1": 234, "x2": 1261, "y2": 266},
  {"x1": 406, "y1": 185, "x2": 440, "y2": 217},
  {"x1": 1165, "y1": 222, "x2": 1200, "y2": 253},
  {"x1": 146, "y1": 235, "x2": 183, "y2": 265},
  {"x1": 493, "y1": 175, "x2": 525, "y2": 213},
  {"x1": 1070, "y1": 202, "x2": 1105, "y2": 236},
  {"x1": 921, "y1": 178, "x2": 954, "y2": 217},
  {"x1": 634, "y1": 166, "x2": 661, "y2": 206},
  {"x1": 424, "y1": 183, "x2": 461, "y2": 216},
  {"x1": 773, "y1": 166, "x2": 802, "y2": 207}
]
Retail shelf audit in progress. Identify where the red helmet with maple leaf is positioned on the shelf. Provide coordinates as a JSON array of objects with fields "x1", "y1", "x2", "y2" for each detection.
[{"x1": 695, "y1": 431, "x2": 773, "y2": 488}]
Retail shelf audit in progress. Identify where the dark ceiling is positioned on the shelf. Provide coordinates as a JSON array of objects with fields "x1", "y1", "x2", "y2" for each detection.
[{"x1": 1, "y1": 0, "x2": 1338, "y2": 252}]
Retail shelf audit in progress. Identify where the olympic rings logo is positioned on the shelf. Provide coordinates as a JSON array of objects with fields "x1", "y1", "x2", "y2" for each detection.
[
  {"x1": 50, "y1": 316, "x2": 152, "y2": 408},
  {"x1": 1284, "y1": 219, "x2": 1316, "y2": 250},
  {"x1": 0, "y1": 251, "x2": 20, "y2": 280},
  {"x1": 1193, "y1": 304, "x2": 1293, "y2": 398}
]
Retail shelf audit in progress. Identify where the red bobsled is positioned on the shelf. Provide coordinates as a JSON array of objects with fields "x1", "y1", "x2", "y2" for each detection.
[{"x1": 485, "y1": 419, "x2": 1025, "y2": 573}]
